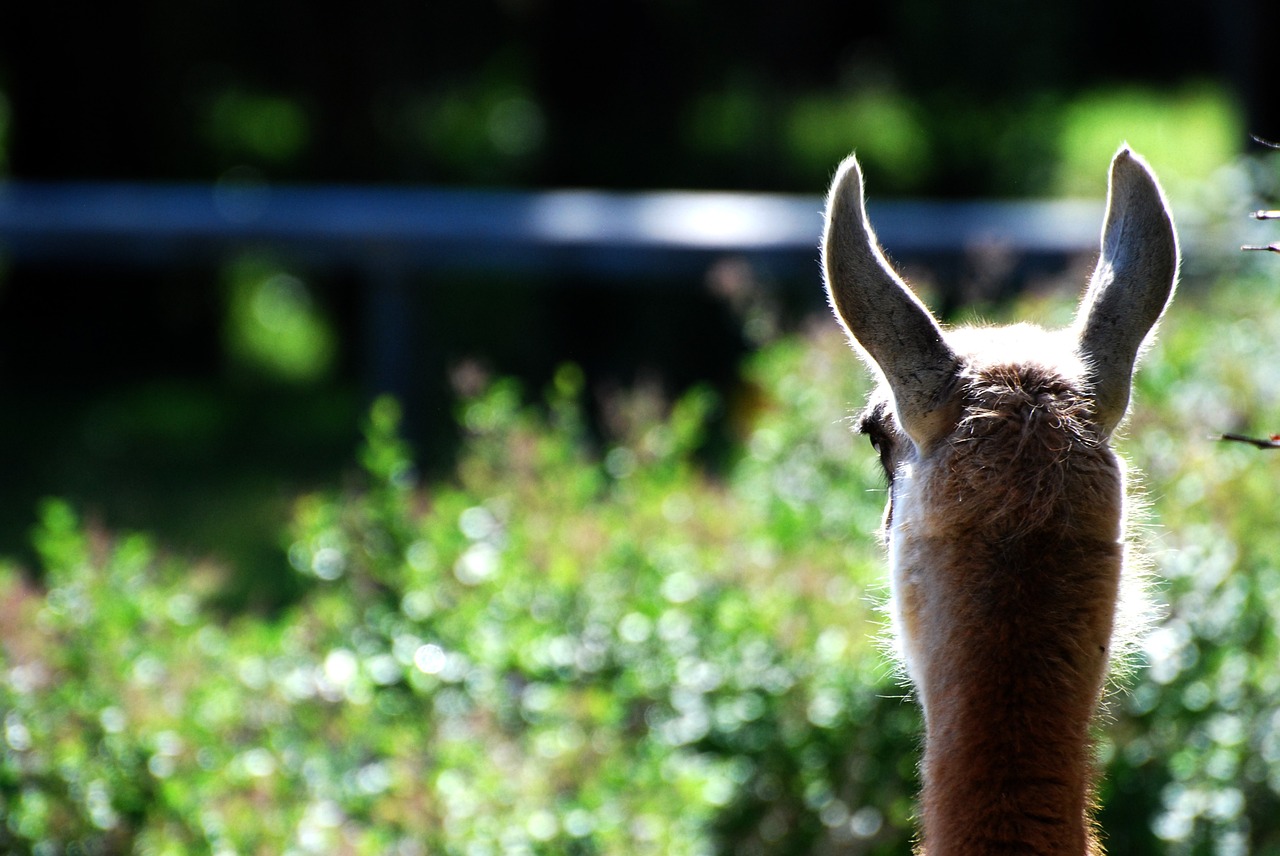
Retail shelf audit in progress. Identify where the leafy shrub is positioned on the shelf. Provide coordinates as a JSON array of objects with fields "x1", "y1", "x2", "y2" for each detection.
[
  {"x1": 5, "y1": 273, "x2": 1280, "y2": 855},
  {"x1": 0, "y1": 331, "x2": 917, "y2": 854}
]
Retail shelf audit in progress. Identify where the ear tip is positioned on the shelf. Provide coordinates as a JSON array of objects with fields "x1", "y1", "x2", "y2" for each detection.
[
  {"x1": 829, "y1": 152, "x2": 864, "y2": 197},
  {"x1": 834, "y1": 151, "x2": 862, "y2": 176},
  {"x1": 1107, "y1": 145, "x2": 1174, "y2": 216},
  {"x1": 824, "y1": 152, "x2": 869, "y2": 234},
  {"x1": 1110, "y1": 145, "x2": 1139, "y2": 177},
  {"x1": 1110, "y1": 145, "x2": 1159, "y2": 183}
]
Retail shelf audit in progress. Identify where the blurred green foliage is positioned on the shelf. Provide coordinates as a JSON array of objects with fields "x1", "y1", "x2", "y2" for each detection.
[
  {"x1": 6, "y1": 0, "x2": 1252, "y2": 194},
  {"x1": 206, "y1": 90, "x2": 311, "y2": 166},
  {"x1": 774, "y1": 82, "x2": 1241, "y2": 198},
  {"x1": 223, "y1": 256, "x2": 337, "y2": 385},
  {"x1": 783, "y1": 87, "x2": 932, "y2": 193},
  {"x1": 1054, "y1": 84, "x2": 1242, "y2": 197},
  {"x1": 5, "y1": 266, "x2": 1280, "y2": 853}
]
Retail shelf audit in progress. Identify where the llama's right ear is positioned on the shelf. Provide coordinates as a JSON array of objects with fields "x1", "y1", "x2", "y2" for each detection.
[
  {"x1": 1074, "y1": 147, "x2": 1179, "y2": 437},
  {"x1": 822, "y1": 154, "x2": 959, "y2": 448}
]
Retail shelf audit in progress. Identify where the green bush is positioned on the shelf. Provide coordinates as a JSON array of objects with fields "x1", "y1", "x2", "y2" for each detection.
[
  {"x1": 0, "y1": 331, "x2": 914, "y2": 855},
  {"x1": 4, "y1": 272, "x2": 1280, "y2": 854}
]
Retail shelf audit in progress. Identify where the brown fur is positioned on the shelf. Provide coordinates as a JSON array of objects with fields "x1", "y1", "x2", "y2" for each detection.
[
  {"x1": 826, "y1": 149, "x2": 1176, "y2": 856},
  {"x1": 873, "y1": 353, "x2": 1123, "y2": 855},
  {"x1": 938, "y1": 373, "x2": 1116, "y2": 855}
]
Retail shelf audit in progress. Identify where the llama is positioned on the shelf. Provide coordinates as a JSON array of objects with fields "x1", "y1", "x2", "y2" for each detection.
[{"x1": 821, "y1": 147, "x2": 1178, "y2": 855}]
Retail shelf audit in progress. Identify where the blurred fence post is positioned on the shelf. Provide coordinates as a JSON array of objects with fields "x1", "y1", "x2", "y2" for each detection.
[{"x1": 366, "y1": 262, "x2": 412, "y2": 402}]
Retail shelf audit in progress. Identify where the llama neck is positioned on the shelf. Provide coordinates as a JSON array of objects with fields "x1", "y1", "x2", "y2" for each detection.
[
  {"x1": 909, "y1": 536, "x2": 1121, "y2": 856},
  {"x1": 919, "y1": 695, "x2": 1100, "y2": 855}
]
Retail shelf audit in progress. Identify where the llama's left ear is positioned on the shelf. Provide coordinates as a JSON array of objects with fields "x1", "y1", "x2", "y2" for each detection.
[
  {"x1": 1074, "y1": 146, "x2": 1179, "y2": 437},
  {"x1": 823, "y1": 154, "x2": 960, "y2": 450}
]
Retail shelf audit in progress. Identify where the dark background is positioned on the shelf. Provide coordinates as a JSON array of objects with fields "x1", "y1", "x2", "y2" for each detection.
[
  {"x1": 5, "y1": 1, "x2": 1272, "y2": 187},
  {"x1": 0, "y1": 0, "x2": 1270, "y2": 599}
]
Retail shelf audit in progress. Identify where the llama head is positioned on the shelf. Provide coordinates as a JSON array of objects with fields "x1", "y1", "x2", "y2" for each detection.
[
  {"x1": 823, "y1": 146, "x2": 1178, "y2": 451},
  {"x1": 821, "y1": 148, "x2": 1178, "y2": 725}
]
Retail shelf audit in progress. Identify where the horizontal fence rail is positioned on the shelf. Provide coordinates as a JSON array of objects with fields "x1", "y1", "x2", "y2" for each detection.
[
  {"x1": 0, "y1": 182, "x2": 1108, "y2": 277},
  {"x1": 0, "y1": 182, "x2": 1130, "y2": 407}
]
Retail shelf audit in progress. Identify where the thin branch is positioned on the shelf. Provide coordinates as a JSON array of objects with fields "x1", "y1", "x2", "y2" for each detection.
[
  {"x1": 1227, "y1": 139, "x2": 1280, "y2": 449},
  {"x1": 1241, "y1": 137, "x2": 1279, "y2": 256},
  {"x1": 1219, "y1": 432, "x2": 1280, "y2": 449}
]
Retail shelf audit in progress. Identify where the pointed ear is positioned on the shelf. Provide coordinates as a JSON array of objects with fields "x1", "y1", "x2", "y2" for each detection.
[
  {"x1": 1075, "y1": 147, "x2": 1179, "y2": 437},
  {"x1": 822, "y1": 154, "x2": 959, "y2": 448}
]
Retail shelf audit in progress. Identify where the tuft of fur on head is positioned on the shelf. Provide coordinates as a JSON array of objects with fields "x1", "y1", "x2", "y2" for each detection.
[
  {"x1": 865, "y1": 320, "x2": 1158, "y2": 693},
  {"x1": 952, "y1": 322, "x2": 1159, "y2": 688}
]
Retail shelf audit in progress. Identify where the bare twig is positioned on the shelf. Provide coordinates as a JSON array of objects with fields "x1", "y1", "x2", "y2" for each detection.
[
  {"x1": 1220, "y1": 432, "x2": 1280, "y2": 449},
  {"x1": 1228, "y1": 140, "x2": 1280, "y2": 449}
]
